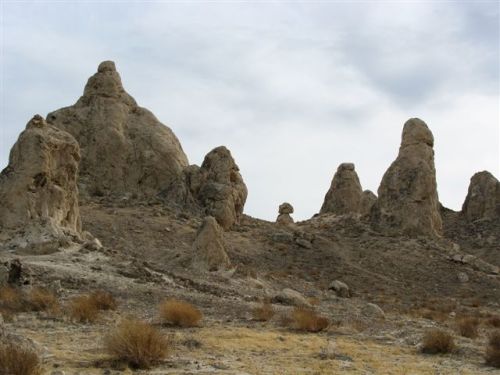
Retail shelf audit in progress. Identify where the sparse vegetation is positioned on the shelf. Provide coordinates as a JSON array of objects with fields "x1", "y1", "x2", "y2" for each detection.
[
  {"x1": 485, "y1": 330, "x2": 500, "y2": 368},
  {"x1": 456, "y1": 316, "x2": 479, "y2": 338},
  {"x1": 159, "y1": 299, "x2": 202, "y2": 327},
  {"x1": 68, "y1": 295, "x2": 100, "y2": 323},
  {"x1": 104, "y1": 319, "x2": 169, "y2": 369},
  {"x1": 0, "y1": 286, "x2": 24, "y2": 313},
  {"x1": 286, "y1": 307, "x2": 329, "y2": 332},
  {"x1": 421, "y1": 329, "x2": 455, "y2": 354},
  {"x1": 28, "y1": 287, "x2": 59, "y2": 313},
  {"x1": 252, "y1": 302, "x2": 275, "y2": 322},
  {"x1": 486, "y1": 316, "x2": 500, "y2": 328},
  {"x1": 88, "y1": 290, "x2": 117, "y2": 311},
  {"x1": 0, "y1": 343, "x2": 41, "y2": 375}
]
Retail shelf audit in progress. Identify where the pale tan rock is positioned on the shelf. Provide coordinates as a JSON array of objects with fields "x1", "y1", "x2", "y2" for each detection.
[
  {"x1": 0, "y1": 115, "x2": 82, "y2": 249},
  {"x1": 360, "y1": 190, "x2": 377, "y2": 216},
  {"x1": 273, "y1": 288, "x2": 310, "y2": 307},
  {"x1": 279, "y1": 202, "x2": 294, "y2": 215},
  {"x1": 277, "y1": 213, "x2": 294, "y2": 225},
  {"x1": 462, "y1": 171, "x2": 500, "y2": 221},
  {"x1": 192, "y1": 216, "x2": 231, "y2": 271},
  {"x1": 371, "y1": 118, "x2": 442, "y2": 237},
  {"x1": 47, "y1": 61, "x2": 188, "y2": 198},
  {"x1": 320, "y1": 163, "x2": 363, "y2": 215},
  {"x1": 329, "y1": 280, "x2": 351, "y2": 298}
]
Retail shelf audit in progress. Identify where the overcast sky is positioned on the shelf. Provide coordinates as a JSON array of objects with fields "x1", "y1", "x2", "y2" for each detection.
[{"x1": 1, "y1": 1, "x2": 499, "y2": 221}]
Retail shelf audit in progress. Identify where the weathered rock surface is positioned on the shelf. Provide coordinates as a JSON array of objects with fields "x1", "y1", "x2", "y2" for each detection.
[
  {"x1": 272, "y1": 288, "x2": 310, "y2": 307},
  {"x1": 361, "y1": 303, "x2": 385, "y2": 320},
  {"x1": 329, "y1": 280, "x2": 351, "y2": 298},
  {"x1": 166, "y1": 146, "x2": 247, "y2": 229},
  {"x1": 276, "y1": 202, "x2": 294, "y2": 225},
  {"x1": 360, "y1": 190, "x2": 377, "y2": 216},
  {"x1": 462, "y1": 171, "x2": 500, "y2": 221},
  {"x1": 0, "y1": 115, "x2": 82, "y2": 249},
  {"x1": 320, "y1": 163, "x2": 363, "y2": 215},
  {"x1": 47, "y1": 61, "x2": 188, "y2": 198},
  {"x1": 371, "y1": 118, "x2": 442, "y2": 237},
  {"x1": 192, "y1": 216, "x2": 231, "y2": 271}
]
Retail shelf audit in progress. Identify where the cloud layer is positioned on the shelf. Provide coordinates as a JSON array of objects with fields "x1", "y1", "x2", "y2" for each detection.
[{"x1": 1, "y1": 1, "x2": 498, "y2": 220}]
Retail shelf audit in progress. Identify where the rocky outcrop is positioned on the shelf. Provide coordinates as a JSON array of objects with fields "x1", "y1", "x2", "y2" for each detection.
[
  {"x1": 192, "y1": 216, "x2": 231, "y2": 271},
  {"x1": 276, "y1": 202, "x2": 294, "y2": 225},
  {"x1": 371, "y1": 118, "x2": 442, "y2": 237},
  {"x1": 165, "y1": 146, "x2": 247, "y2": 229},
  {"x1": 462, "y1": 171, "x2": 500, "y2": 221},
  {"x1": 47, "y1": 61, "x2": 188, "y2": 198},
  {"x1": 0, "y1": 115, "x2": 82, "y2": 250},
  {"x1": 360, "y1": 190, "x2": 377, "y2": 216},
  {"x1": 320, "y1": 163, "x2": 363, "y2": 215}
]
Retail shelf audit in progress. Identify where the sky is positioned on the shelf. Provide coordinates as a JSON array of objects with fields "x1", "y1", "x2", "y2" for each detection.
[{"x1": 1, "y1": 1, "x2": 499, "y2": 221}]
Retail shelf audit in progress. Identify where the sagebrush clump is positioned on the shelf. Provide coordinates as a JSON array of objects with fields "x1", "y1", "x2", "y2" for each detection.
[
  {"x1": 456, "y1": 316, "x2": 479, "y2": 338},
  {"x1": 88, "y1": 290, "x2": 117, "y2": 311},
  {"x1": 68, "y1": 295, "x2": 100, "y2": 323},
  {"x1": 104, "y1": 319, "x2": 169, "y2": 369},
  {"x1": 286, "y1": 307, "x2": 329, "y2": 332},
  {"x1": 421, "y1": 329, "x2": 455, "y2": 354},
  {"x1": 159, "y1": 299, "x2": 202, "y2": 327},
  {"x1": 28, "y1": 287, "x2": 59, "y2": 313},
  {"x1": 252, "y1": 302, "x2": 275, "y2": 322}
]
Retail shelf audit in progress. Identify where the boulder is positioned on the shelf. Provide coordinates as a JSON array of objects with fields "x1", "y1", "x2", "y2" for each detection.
[
  {"x1": 329, "y1": 280, "x2": 351, "y2": 298},
  {"x1": 276, "y1": 202, "x2": 294, "y2": 225},
  {"x1": 371, "y1": 118, "x2": 442, "y2": 237},
  {"x1": 360, "y1": 190, "x2": 377, "y2": 216},
  {"x1": 461, "y1": 171, "x2": 500, "y2": 221},
  {"x1": 361, "y1": 303, "x2": 385, "y2": 320},
  {"x1": 192, "y1": 216, "x2": 231, "y2": 271},
  {"x1": 0, "y1": 115, "x2": 82, "y2": 249},
  {"x1": 47, "y1": 61, "x2": 188, "y2": 198},
  {"x1": 272, "y1": 288, "x2": 310, "y2": 307},
  {"x1": 320, "y1": 163, "x2": 363, "y2": 215},
  {"x1": 457, "y1": 272, "x2": 469, "y2": 283}
]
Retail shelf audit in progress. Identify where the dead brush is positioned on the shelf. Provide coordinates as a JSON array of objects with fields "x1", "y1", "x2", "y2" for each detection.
[
  {"x1": 456, "y1": 316, "x2": 479, "y2": 338},
  {"x1": 486, "y1": 316, "x2": 500, "y2": 328},
  {"x1": 68, "y1": 295, "x2": 100, "y2": 323},
  {"x1": 0, "y1": 286, "x2": 24, "y2": 313},
  {"x1": 287, "y1": 307, "x2": 329, "y2": 332},
  {"x1": 252, "y1": 302, "x2": 275, "y2": 322},
  {"x1": 0, "y1": 343, "x2": 42, "y2": 375},
  {"x1": 88, "y1": 290, "x2": 117, "y2": 311},
  {"x1": 421, "y1": 329, "x2": 455, "y2": 354},
  {"x1": 485, "y1": 330, "x2": 500, "y2": 368},
  {"x1": 28, "y1": 287, "x2": 59, "y2": 313},
  {"x1": 104, "y1": 319, "x2": 169, "y2": 369},
  {"x1": 158, "y1": 299, "x2": 202, "y2": 328}
]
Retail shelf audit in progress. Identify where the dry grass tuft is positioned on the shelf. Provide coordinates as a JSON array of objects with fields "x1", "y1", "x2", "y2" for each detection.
[
  {"x1": 28, "y1": 288, "x2": 59, "y2": 313},
  {"x1": 0, "y1": 343, "x2": 42, "y2": 375},
  {"x1": 0, "y1": 286, "x2": 24, "y2": 312},
  {"x1": 421, "y1": 329, "x2": 455, "y2": 354},
  {"x1": 88, "y1": 290, "x2": 117, "y2": 311},
  {"x1": 252, "y1": 302, "x2": 275, "y2": 322},
  {"x1": 287, "y1": 307, "x2": 329, "y2": 332},
  {"x1": 456, "y1": 316, "x2": 479, "y2": 338},
  {"x1": 159, "y1": 299, "x2": 202, "y2": 327},
  {"x1": 104, "y1": 319, "x2": 169, "y2": 369},
  {"x1": 68, "y1": 295, "x2": 100, "y2": 323},
  {"x1": 486, "y1": 330, "x2": 500, "y2": 368}
]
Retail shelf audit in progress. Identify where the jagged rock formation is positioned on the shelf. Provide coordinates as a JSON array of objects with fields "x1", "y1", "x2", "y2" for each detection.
[
  {"x1": 360, "y1": 190, "x2": 377, "y2": 216},
  {"x1": 0, "y1": 115, "x2": 81, "y2": 250},
  {"x1": 320, "y1": 163, "x2": 363, "y2": 215},
  {"x1": 192, "y1": 216, "x2": 231, "y2": 271},
  {"x1": 462, "y1": 171, "x2": 500, "y2": 221},
  {"x1": 165, "y1": 146, "x2": 247, "y2": 229},
  {"x1": 47, "y1": 61, "x2": 188, "y2": 198},
  {"x1": 276, "y1": 202, "x2": 294, "y2": 225},
  {"x1": 371, "y1": 118, "x2": 442, "y2": 237}
]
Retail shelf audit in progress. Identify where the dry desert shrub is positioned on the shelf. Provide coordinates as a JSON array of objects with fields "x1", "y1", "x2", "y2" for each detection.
[
  {"x1": 486, "y1": 330, "x2": 500, "y2": 368},
  {"x1": 486, "y1": 316, "x2": 500, "y2": 328},
  {"x1": 104, "y1": 319, "x2": 169, "y2": 369},
  {"x1": 28, "y1": 287, "x2": 59, "y2": 313},
  {"x1": 421, "y1": 329, "x2": 455, "y2": 354},
  {"x1": 456, "y1": 316, "x2": 479, "y2": 338},
  {"x1": 159, "y1": 299, "x2": 202, "y2": 327},
  {"x1": 0, "y1": 286, "x2": 24, "y2": 312},
  {"x1": 68, "y1": 295, "x2": 100, "y2": 323},
  {"x1": 0, "y1": 343, "x2": 41, "y2": 375},
  {"x1": 89, "y1": 290, "x2": 117, "y2": 311},
  {"x1": 252, "y1": 302, "x2": 275, "y2": 322},
  {"x1": 288, "y1": 307, "x2": 329, "y2": 332}
]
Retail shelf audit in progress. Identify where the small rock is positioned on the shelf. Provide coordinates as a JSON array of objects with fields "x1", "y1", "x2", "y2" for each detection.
[
  {"x1": 329, "y1": 280, "x2": 351, "y2": 298},
  {"x1": 271, "y1": 231, "x2": 294, "y2": 243},
  {"x1": 361, "y1": 303, "x2": 385, "y2": 319},
  {"x1": 272, "y1": 288, "x2": 310, "y2": 306},
  {"x1": 295, "y1": 238, "x2": 312, "y2": 249},
  {"x1": 457, "y1": 272, "x2": 469, "y2": 283},
  {"x1": 279, "y1": 202, "x2": 294, "y2": 215}
]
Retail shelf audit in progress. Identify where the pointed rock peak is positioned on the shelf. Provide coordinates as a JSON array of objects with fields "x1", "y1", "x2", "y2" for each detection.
[
  {"x1": 401, "y1": 118, "x2": 434, "y2": 147},
  {"x1": 462, "y1": 171, "x2": 500, "y2": 221},
  {"x1": 338, "y1": 162, "x2": 355, "y2": 171},
  {"x1": 82, "y1": 60, "x2": 135, "y2": 105},
  {"x1": 26, "y1": 114, "x2": 47, "y2": 129},
  {"x1": 320, "y1": 162, "x2": 363, "y2": 215}
]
